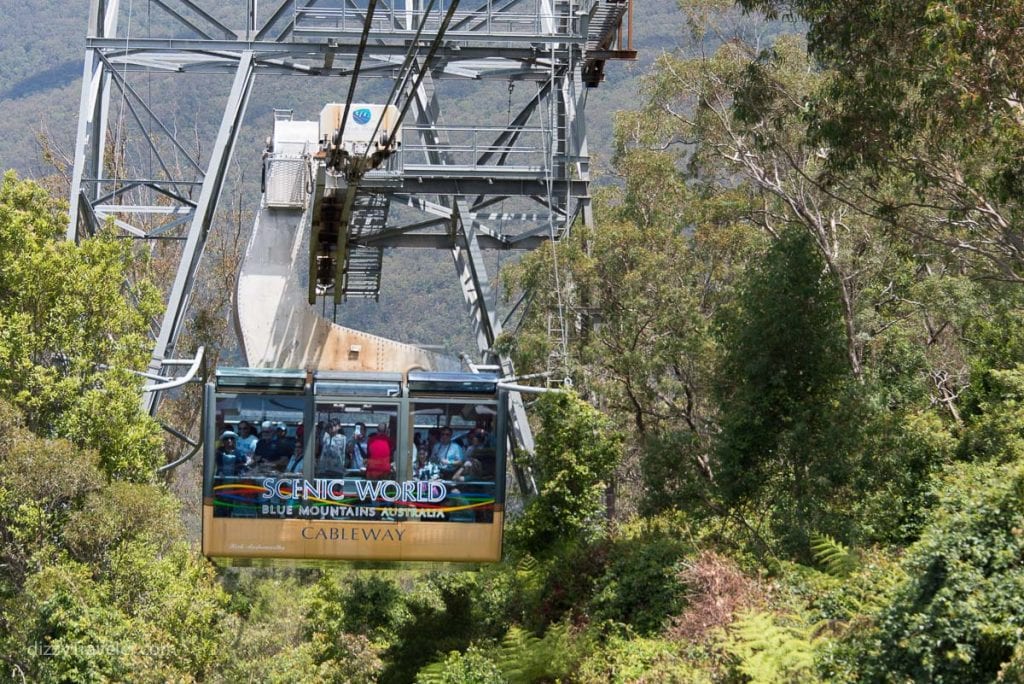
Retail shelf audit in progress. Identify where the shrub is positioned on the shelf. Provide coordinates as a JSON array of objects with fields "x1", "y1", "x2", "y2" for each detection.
[
  {"x1": 860, "y1": 458, "x2": 1024, "y2": 681},
  {"x1": 587, "y1": 518, "x2": 691, "y2": 634},
  {"x1": 505, "y1": 391, "x2": 621, "y2": 556}
]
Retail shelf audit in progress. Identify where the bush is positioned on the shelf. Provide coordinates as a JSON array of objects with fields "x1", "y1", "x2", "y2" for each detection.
[
  {"x1": 505, "y1": 391, "x2": 621, "y2": 556},
  {"x1": 860, "y1": 458, "x2": 1024, "y2": 681},
  {"x1": 417, "y1": 646, "x2": 504, "y2": 684},
  {"x1": 587, "y1": 518, "x2": 691, "y2": 634},
  {"x1": 578, "y1": 633, "x2": 707, "y2": 683}
]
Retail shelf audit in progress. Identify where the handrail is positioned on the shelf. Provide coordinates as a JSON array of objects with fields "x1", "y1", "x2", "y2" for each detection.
[
  {"x1": 142, "y1": 346, "x2": 205, "y2": 393},
  {"x1": 496, "y1": 381, "x2": 563, "y2": 394}
]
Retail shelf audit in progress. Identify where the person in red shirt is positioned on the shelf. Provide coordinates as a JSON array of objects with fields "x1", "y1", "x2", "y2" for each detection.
[{"x1": 365, "y1": 421, "x2": 394, "y2": 479}]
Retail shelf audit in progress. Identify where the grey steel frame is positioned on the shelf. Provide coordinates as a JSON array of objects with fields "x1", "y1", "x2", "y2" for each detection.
[{"x1": 68, "y1": 0, "x2": 605, "y2": 483}]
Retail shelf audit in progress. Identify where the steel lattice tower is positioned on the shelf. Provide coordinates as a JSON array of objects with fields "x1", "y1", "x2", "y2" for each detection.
[{"x1": 68, "y1": 0, "x2": 633, "y2": 468}]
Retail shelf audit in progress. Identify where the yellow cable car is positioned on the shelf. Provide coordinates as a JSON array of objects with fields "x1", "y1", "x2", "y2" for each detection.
[{"x1": 202, "y1": 368, "x2": 507, "y2": 564}]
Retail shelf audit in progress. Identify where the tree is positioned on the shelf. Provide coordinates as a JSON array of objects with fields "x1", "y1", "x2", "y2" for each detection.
[
  {"x1": 0, "y1": 399, "x2": 229, "y2": 682},
  {"x1": 0, "y1": 172, "x2": 163, "y2": 481},
  {"x1": 714, "y1": 229, "x2": 866, "y2": 554},
  {"x1": 739, "y1": 0, "x2": 1024, "y2": 282},
  {"x1": 505, "y1": 391, "x2": 622, "y2": 556},
  {"x1": 860, "y1": 452, "x2": 1024, "y2": 681}
]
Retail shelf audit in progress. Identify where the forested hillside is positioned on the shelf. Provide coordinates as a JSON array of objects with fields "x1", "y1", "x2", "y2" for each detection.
[{"x1": 3, "y1": 0, "x2": 1024, "y2": 682}]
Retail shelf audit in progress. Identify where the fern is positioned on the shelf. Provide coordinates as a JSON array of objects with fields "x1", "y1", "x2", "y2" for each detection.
[
  {"x1": 497, "y1": 626, "x2": 543, "y2": 683},
  {"x1": 416, "y1": 660, "x2": 448, "y2": 684},
  {"x1": 516, "y1": 554, "x2": 539, "y2": 575},
  {"x1": 810, "y1": 533, "x2": 858, "y2": 577},
  {"x1": 497, "y1": 622, "x2": 574, "y2": 683},
  {"x1": 724, "y1": 611, "x2": 819, "y2": 683}
]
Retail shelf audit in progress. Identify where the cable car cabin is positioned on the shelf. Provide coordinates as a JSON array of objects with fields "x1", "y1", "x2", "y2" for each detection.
[{"x1": 202, "y1": 368, "x2": 507, "y2": 565}]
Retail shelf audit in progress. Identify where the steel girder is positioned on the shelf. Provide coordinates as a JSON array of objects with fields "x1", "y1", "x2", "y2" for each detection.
[{"x1": 68, "y1": 0, "x2": 598, "y2": 475}]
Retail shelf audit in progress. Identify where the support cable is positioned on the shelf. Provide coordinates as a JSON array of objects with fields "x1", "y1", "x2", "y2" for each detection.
[
  {"x1": 331, "y1": 0, "x2": 460, "y2": 303},
  {"x1": 541, "y1": 48, "x2": 570, "y2": 381},
  {"x1": 333, "y1": 0, "x2": 381, "y2": 163},
  {"x1": 113, "y1": 0, "x2": 136, "y2": 197},
  {"x1": 384, "y1": 0, "x2": 463, "y2": 148},
  {"x1": 363, "y1": 0, "x2": 441, "y2": 161}
]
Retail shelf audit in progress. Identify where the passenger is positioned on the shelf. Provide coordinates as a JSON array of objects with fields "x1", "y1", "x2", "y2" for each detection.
[
  {"x1": 433, "y1": 427, "x2": 465, "y2": 471},
  {"x1": 464, "y1": 430, "x2": 484, "y2": 461},
  {"x1": 216, "y1": 431, "x2": 243, "y2": 477},
  {"x1": 285, "y1": 442, "x2": 304, "y2": 475},
  {"x1": 415, "y1": 447, "x2": 440, "y2": 481},
  {"x1": 426, "y1": 428, "x2": 442, "y2": 462},
  {"x1": 275, "y1": 423, "x2": 296, "y2": 459},
  {"x1": 365, "y1": 422, "x2": 393, "y2": 479},
  {"x1": 452, "y1": 451, "x2": 483, "y2": 482},
  {"x1": 474, "y1": 416, "x2": 495, "y2": 448},
  {"x1": 254, "y1": 421, "x2": 290, "y2": 469},
  {"x1": 348, "y1": 421, "x2": 368, "y2": 471},
  {"x1": 253, "y1": 420, "x2": 276, "y2": 464},
  {"x1": 235, "y1": 420, "x2": 258, "y2": 465},
  {"x1": 319, "y1": 419, "x2": 346, "y2": 473}
]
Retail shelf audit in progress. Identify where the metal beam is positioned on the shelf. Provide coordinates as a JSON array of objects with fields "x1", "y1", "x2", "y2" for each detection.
[
  {"x1": 362, "y1": 175, "x2": 588, "y2": 196},
  {"x1": 363, "y1": 232, "x2": 545, "y2": 250},
  {"x1": 68, "y1": 0, "x2": 120, "y2": 241},
  {"x1": 88, "y1": 37, "x2": 578, "y2": 55},
  {"x1": 450, "y1": 198, "x2": 537, "y2": 476},
  {"x1": 142, "y1": 51, "x2": 256, "y2": 414}
]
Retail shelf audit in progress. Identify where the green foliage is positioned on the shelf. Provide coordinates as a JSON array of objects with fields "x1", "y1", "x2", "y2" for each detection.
[
  {"x1": 15, "y1": 541, "x2": 227, "y2": 682},
  {"x1": 714, "y1": 229, "x2": 866, "y2": 555},
  {"x1": 0, "y1": 402, "x2": 228, "y2": 682},
  {"x1": 416, "y1": 622, "x2": 580, "y2": 684},
  {"x1": 587, "y1": 518, "x2": 691, "y2": 634},
  {"x1": 62, "y1": 482, "x2": 184, "y2": 567},
  {"x1": 212, "y1": 571, "x2": 384, "y2": 684},
  {"x1": 809, "y1": 535, "x2": 857, "y2": 578},
  {"x1": 308, "y1": 571, "x2": 408, "y2": 648},
  {"x1": 999, "y1": 641, "x2": 1024, "y2": 683},
  {"x1": 723, "y1": 611, "x2": 820, "y2": 683},
  {"x1": 506, "y1": 391, "x2": 621, "y2": 556},
  {"x1": 958, "y1": 365, "x2": 1024, "y2": 463},
  {"x1": 853, "y1": 409, "x2": 956, "y2": 544},
  {"x1": 417, "y1": 645, "x2": 505, "y2": 684},
  {"x1": 858, "y1": 457, "x2": 1024, "y2": 682},
  {"x1": 381, "y1": 572, "x2": 490, "y2": 684},
  {"x1": 577, "y1": 632, "x2": 708, "y2": 683},
  {"x1": 638, "y1": 429, "x2": 715, "y2": 519},
  {"x1": 0, "y1": 172, "x2": 162, "y2": 481},
  {"x1": 496, "y1": 623, "x2": 577, "y2": 683},
  {"x1": 528, "y1": 537, "x2": 612, "y2": 629}
]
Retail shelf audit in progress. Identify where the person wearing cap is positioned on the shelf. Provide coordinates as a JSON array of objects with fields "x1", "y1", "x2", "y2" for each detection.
[
  {"x1": 274, "y1": 423, "x2": 296, "y2": 462},
  {"x1": 216, "y1": 430, "x2": 242, "y2": 477},
  {"x1": 253, "y1": 420, "x2": 277, "y2": 464}
]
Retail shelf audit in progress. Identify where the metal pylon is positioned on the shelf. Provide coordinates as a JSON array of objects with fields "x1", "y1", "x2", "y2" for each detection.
[{"x1": 67, "y1": 0, "x2": 633, "y2": 464}]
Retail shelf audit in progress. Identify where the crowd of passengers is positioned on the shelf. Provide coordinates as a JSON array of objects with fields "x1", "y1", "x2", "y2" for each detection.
[{"x1": 215, "y1": 418, "x2": 494, "y2": 483}]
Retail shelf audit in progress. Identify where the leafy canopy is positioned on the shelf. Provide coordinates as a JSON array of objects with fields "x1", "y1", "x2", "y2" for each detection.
[{"x1": 0, "y1": 171, "x2": 162, "y2": 480}]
